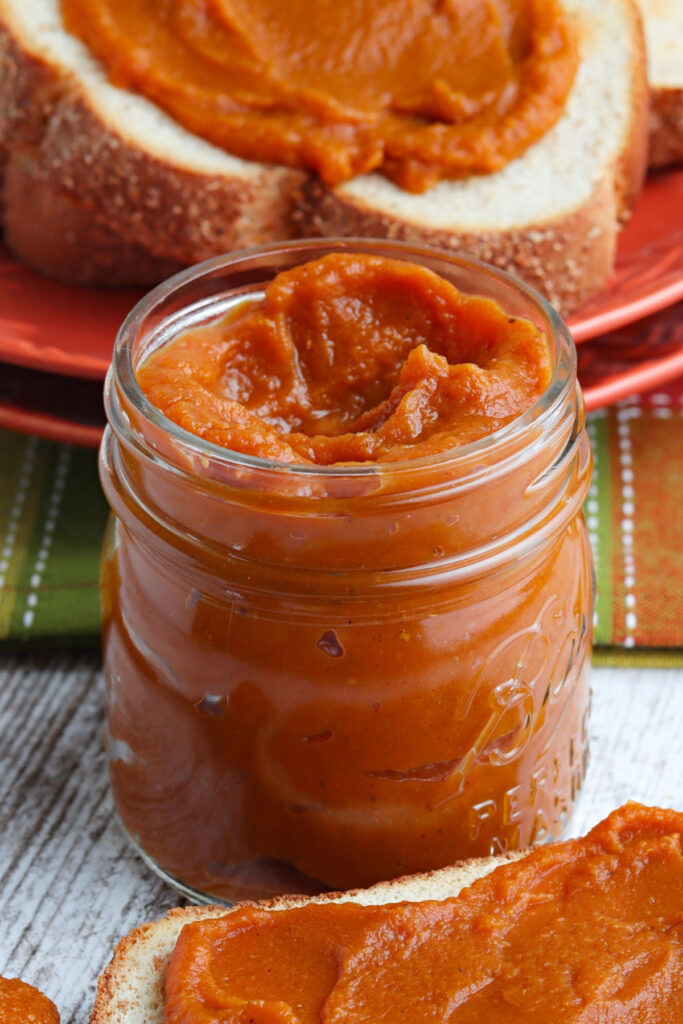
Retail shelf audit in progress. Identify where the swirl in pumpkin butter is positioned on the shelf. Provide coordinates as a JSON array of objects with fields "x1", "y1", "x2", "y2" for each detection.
[
  {"x1": 60, "y1": 0, "x2": 578, "y2": 190},
  {"x1": 164, "y1": 805, "x2": 683, "y2": 1023},
  {"x1": 136, "y1": 254, "x2": 551, "y2": 462}
]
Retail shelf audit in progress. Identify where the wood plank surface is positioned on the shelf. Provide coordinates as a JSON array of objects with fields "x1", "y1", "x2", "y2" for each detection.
[{"x1": 0, "y1": 652, "x2": 682, "y2": 1023}]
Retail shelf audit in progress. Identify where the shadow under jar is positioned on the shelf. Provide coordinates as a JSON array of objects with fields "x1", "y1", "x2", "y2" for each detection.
[{"x1": 99, "y1": 239, "x2": 594, "y2": 904}]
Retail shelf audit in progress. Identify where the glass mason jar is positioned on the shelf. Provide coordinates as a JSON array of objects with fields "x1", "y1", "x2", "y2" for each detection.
[{"x1": 99, "y1": 239, "x2": 594, "y2": 904}]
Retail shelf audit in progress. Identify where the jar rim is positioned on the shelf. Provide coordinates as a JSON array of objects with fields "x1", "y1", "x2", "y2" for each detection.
[{"x1": 110, "y1": 237, "x2": 576, "y2": 479}]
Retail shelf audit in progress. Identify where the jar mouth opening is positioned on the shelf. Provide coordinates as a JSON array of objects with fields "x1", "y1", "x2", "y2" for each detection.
[{"x1": 111, "y1": 237, "x2": 576, "y2": 479}]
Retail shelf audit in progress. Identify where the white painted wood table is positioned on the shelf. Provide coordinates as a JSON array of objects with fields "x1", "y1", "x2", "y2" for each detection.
[{"x1": 1, "y1": 652, "x2": 682, "y2": 1023}]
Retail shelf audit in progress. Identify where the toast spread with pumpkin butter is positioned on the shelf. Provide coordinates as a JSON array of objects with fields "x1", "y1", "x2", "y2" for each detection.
[
  {"x1": 58, "y1": 0, "x2": 580, "y2": 193},
  {"x1": 0, "y1": 0, "x2": 647, "y2": 311},
  {"x1": 91, "y1": 804, "x2": 683, "y2": 1023}
]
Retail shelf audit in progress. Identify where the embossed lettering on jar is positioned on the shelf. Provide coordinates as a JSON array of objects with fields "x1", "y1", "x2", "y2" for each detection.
[{"x1": 99, "y1": 240, "x2": 594, "y2": 903}]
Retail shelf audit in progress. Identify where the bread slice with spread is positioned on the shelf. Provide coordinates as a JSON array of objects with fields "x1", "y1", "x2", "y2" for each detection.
[
  {"x1": 0, "y1": 0, "x2": 648, "y2": 313},
  {"x1": 90, "y1": 804, "x2": 683, "y2": 1024}
]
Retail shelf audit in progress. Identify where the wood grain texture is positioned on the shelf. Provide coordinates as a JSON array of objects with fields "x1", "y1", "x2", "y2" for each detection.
[{"x1": 0, "y1": 652, "x2": 682, "y2": 1023}]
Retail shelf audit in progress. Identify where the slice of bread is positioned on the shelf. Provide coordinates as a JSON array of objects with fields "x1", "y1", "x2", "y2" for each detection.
[
  {"x1": 0, "y1": 0, "x2": 648, "y2": 310},
  {"x1": 294, "y1": 0, "x2": 649, "y2": 316},
  {"x1": 90, "y1": 802, "x2": 683, "y2": 1024},
  {"x1": 637, "y1": 0, "x2": 683, "y2": 166},
  {"x1": 90, "y1": 851, "x2": 521, "y2": 1024}
]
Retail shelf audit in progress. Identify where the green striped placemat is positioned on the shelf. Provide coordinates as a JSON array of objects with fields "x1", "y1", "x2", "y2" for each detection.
[
  {"x1": 0, "y1": 431, "x2": 106, "y2": 645},
  {"x1": 1, "y1": 380, "x2": 682, "y2": 661}
]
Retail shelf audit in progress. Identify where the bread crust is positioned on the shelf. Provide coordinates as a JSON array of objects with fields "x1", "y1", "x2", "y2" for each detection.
[
  {"x1": 648, "y1": 88, "x2": 683, "y2": 167},
  {"x1": 636, "y1": 0, "x2": 683, "y2": 167},
  {"x1": 0, "y1": 15, "x2": 62, "y2": 146},
  {"x1": 37, "y1": 99, "x2": 306, "y2": 265},
  {"x1": 614, "y1": 0, "x2": 650, "y2": 213},
  {"x1": 3, "y1": 150, "x2": 182, "y2": 285},
  {"x1": 294, "y1": 177, "x2": 617, "y2": 316}
]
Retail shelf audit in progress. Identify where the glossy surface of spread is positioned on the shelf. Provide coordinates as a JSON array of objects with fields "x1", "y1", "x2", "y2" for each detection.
[
  {"x1": 60, "y1": 0, "x2": 578, "y2": 190},
  {"x1": 164, "y1": 805, "x2": 683, "y2": 1023},
  {"x1": 136, "y1": 254, "x2": 551, "y2": 463},
  {"x1": 0, "y1": 977, "x2": 60, "y2": 1024}
]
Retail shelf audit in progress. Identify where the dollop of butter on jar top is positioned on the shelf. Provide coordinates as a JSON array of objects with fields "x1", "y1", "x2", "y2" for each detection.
[
  {"x1": 136, "y1": 253, "x2": 552, "y2": 463},
  {"x1": 60, "y1": 0, "x2": 578, "y2": 190}
]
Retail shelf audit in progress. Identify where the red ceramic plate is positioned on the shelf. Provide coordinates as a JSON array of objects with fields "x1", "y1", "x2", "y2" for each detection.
[
  {"x1": 0, "y1": 262, "x2": 142, "y2": 381},
  {"x1": 579, "y1": 301, "x2": 683, "y2": 410},
  {"x1": 2, "y1": 303, "x2": 681, "y2": 447},
  {"x1": 1, "y1": 169, "x2": 683, "y2": 381}
]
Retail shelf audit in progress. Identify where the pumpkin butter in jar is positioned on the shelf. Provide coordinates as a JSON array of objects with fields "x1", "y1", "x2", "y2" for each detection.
[{"x1": 99, "y1": 239, "x2": 593, "y2": 903}]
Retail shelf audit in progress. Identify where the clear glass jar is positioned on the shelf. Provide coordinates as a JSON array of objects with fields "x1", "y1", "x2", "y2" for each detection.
[{"x1": 99, "y1": 239, "x2": 593, "y2": 904}]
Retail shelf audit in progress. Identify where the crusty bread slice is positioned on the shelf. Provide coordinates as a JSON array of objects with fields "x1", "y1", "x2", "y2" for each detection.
[
  {"x1": 0, "y1": 0, "x2": 306, "y2": 265},
  {"x1": 637, "y1": 0, "x2": 683, "y2": 166},
  {"x1": 90, "y1": 851, "x2": 521, "y2": 1024},
  {"x1": 3, "y1": 150, "x2": 183, "y2": 285},
  {"x1": 294, "y1": 0, "x2": 649, "y2": 315},
  {"x1": 0, "y1": 0, "x2": 647, "y2": 308}
]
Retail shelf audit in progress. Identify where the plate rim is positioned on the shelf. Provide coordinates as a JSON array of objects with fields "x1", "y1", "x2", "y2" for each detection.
[{"x1": 0, "y1": 400, "x2": 104, "y2": 448}]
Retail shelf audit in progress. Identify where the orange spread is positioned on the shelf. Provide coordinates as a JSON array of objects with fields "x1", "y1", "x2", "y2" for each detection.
[
  {"x1": 0, "y1": 977, "x2": 60, "y2": 1024},
  {"x1": 136, "y1": 253, "x2": 551, "y2": 464},
  {"x1": 164, "y1": 805, "x2": 683, "y2": 1024},
  {"x1": 60, "y1": 0, "x2": 578, "y2": 191}
]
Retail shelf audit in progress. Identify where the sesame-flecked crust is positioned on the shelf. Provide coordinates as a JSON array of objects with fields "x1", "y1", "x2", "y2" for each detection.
[
  {"x1": 4, "y1": 149, "x2": 182, "y2": 285},
  {"x1": 294, "y1": 176, "x2": 617, "y2": 317},
  {"x1": 36, "y1": 98, "x2": 307, "y2": 264},
  {"x1": 648, "y1": 88, "x2": 683, "y2": 168},
  {"x1": 0, "y1": 15, "x2": 63, "y2": 146},
  {"x1": 90, "y1": 851, "x2": 523, "y2": 1024}
]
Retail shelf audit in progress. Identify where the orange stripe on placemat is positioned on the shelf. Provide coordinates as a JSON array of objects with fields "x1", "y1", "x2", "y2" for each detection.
[{"x1": 608, "y1": 382, "x2": 683, "y2": 648}]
